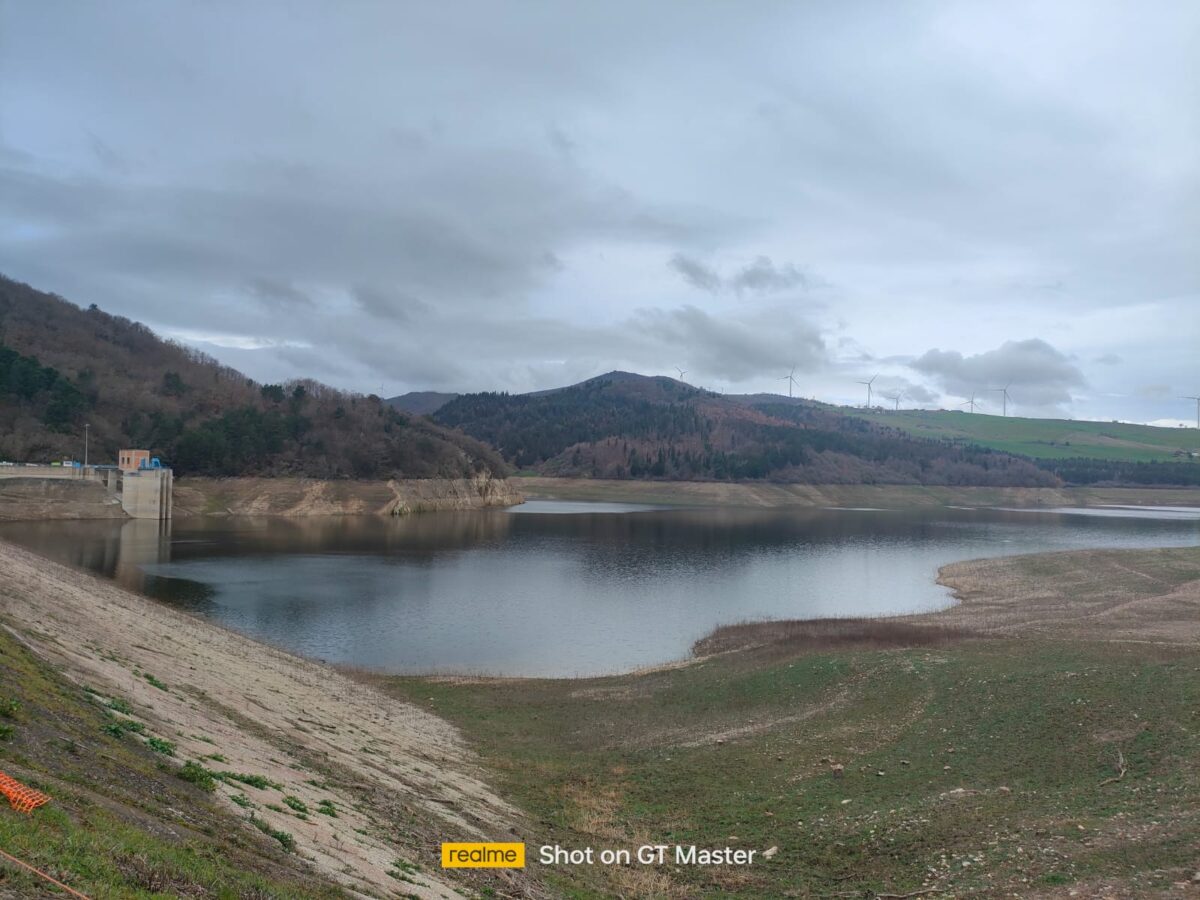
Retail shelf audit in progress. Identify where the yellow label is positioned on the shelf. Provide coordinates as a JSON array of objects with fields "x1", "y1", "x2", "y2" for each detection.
[{"x1": 441, "y1": 842, "x2": 526, "y2": 868}]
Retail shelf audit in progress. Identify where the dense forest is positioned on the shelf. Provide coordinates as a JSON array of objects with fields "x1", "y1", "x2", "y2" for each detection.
[
  {"x1": 436, "y1": 375, "x2": 1200, "y2": 487},
  {"x1": 0, "y1": 277, "x2": 507, "y2": 479},
  {"x1": 435, "y1": 374, "x2": 1061, "y2": 486},
  {"x1": 1039, "y1": 457, "x2": 1200, "y2": 487}
]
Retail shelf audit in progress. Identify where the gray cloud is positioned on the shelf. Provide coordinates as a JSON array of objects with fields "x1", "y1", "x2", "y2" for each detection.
[
  {"x1": 351, "y1": 285, "x2": 431, "y2": 321},
  {"x1": 669, "y1": 254, "x2": 811, "y2": 296},
  {"x1": 911, "y1": 339, "x2": 1087, "y2": 411},
  {"x1": 669, "y1": 254, "x2": 721, "y2": 293},
  {"x1": 632, "y1": 304, "x2": 826, "y2": 381},
  {"x1": 728, "y1": 257, "x2": 808, "y2": 294},
  {"x1": 247, "y1": 277, "x2": 312, "y2": 311},
  {"x1": 0, "y1": 2, "x2": 1195, "y2": 422}
]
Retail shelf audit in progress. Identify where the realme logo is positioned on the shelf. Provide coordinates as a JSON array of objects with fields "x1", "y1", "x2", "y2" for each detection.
[{"x1": 441, "y1": 842, "x2": 526, "y2": 868}]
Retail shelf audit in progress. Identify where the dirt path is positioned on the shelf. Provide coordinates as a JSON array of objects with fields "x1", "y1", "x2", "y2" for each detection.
[{"x1": 0, "y1": 539, "x2": 533, "y2": 899}]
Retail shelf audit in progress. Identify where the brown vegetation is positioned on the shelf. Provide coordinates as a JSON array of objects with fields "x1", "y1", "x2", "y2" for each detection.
[
  {"x1": 694, "y1": 617, "x2": 975, "y2": 658},
  {"x1": 0, "y1": 275, "x2": 507, "y2": 479}
]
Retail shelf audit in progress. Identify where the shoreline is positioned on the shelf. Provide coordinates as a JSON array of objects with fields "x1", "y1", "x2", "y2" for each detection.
[
  {"x1": 516, "y1": 476, "x2": 1200, "y2": 510},
  {"x1": 0, "y1": 538, "x2": 538, "y2": 899},
  {"x1": 0, "y1": 472, "x2": 524, "y2": 521},
  {"x1": 4, "y1": 533, "x2": 1197, "y2": 897}
]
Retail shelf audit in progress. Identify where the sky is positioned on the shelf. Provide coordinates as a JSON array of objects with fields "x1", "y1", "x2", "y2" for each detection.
[{"x1": 1, "y1": 1, "x2": 1197, "y2": 425}]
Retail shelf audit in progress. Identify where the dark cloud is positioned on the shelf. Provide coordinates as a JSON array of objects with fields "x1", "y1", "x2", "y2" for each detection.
[
  {"x1": 669, "y1": 254, "x2": 721, "y2": 293},
  {"x1": 728, "y1": 257, "x2": 808, "y2": 294},
  {"x1": 0, "y1": 2, "x2": 1194, "y2": 422},
  {"x1": 351, "y1": 285, "x2": 431, "y2": 321},
  {"x1": 911, "y1": 339, "x2": 1087, "y2": 411},
  {"x1": 872, "y1": 378, "x2": 938, "y2": 405},
  {"x1": 669, "y1": 254, "x2": 811, "y2": 296},
  {"x1": 247, "y1": 277, "x2": 312, "y2": 311},
  {"x1": 632, "y1": 304, "x2": 826, "y2": 381}
]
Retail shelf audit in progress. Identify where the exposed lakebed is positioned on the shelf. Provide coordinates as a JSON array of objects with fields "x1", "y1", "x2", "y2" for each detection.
[{"x1": 3, "y1": 501, "x2": 1197, "y2": 677}]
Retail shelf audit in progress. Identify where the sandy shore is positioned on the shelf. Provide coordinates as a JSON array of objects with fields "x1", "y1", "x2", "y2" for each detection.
[
  {"x1": 929, "y1": 546, "x2": 1200, "y2": 643},
  {"x1": 699, "y1": 545, "x2": 1200, "y2": 656},
  {"x1": 0, "y1": 539, "x2": 536, "y2": 899}
]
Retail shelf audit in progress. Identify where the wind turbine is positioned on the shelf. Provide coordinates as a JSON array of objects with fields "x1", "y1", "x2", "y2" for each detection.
[
  {"x1": 857, "y1": 374, "x2": 878, "y2": 408},
  {"x1": 959, "y1": 393, "x2": 982, "y2": 414},
  {"x1": 674, "y1": 366, "x2": 687, "y2": 381},
  {"x1": 990, "y1": 383, "x2": 1013, "y2": 417},
  {"x1": 779, "y1": 365, "x2": 799, "y2": 399},
  {"x1": 881, "y1": 391, "x2": 903, "y2": 411},
  {"x1": 1183, "y1": 395, "x2": 1200, "y2": 429}
]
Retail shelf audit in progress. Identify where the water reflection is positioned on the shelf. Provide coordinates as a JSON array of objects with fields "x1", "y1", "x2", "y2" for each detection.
[{"x1": 0, "y1": 504, "x2": 1195, "y2": 677}]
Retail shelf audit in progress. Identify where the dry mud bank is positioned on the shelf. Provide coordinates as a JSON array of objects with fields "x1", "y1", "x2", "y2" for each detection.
[
  {"x1": 174, "y1": 473, "x2": 522, "y2": 517},
  {"x1": 517, "y1": 476, "x2": 1200, "y2": 510},
  {"x1": 0, "y1": 473, "x2": 523, "y2": 521},
  {"x1": 0, "y1": 539, "x2": 542, "y2": 899},
  {"x1": 699, "y1": 545, "x2": 1200, "y2": 654}
]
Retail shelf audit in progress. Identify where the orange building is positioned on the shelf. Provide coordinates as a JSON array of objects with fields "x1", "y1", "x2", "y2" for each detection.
[{"x1": 118, "y1": 449, "x2": 151, "y2": 473}]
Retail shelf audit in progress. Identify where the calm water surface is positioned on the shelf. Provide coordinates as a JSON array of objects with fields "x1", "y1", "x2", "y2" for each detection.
[{"x1": 2, "y1": 501, "x2": 1196, "y2": 677}]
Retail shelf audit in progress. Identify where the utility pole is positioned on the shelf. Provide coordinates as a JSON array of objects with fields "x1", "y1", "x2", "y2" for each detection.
[{"x1": 84, "y1": 423, "x2": 89, "y2": 467}]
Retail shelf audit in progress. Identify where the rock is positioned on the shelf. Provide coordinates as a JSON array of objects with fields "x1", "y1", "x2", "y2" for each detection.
[
  {"x1": 876, "y1": 771, "x2": 885, "y2": 777},
  {"x1": 763, "y1": 846, "x2": 778, "y2": 860},
  {"x1": 996, "y1": 786, "x2": 1011, "y2": 795}
]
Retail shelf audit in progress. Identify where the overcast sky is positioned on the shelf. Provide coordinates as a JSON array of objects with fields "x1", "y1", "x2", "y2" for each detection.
[{"x1": 1, "y1": 1, "x2": 1196, "y2": 424}]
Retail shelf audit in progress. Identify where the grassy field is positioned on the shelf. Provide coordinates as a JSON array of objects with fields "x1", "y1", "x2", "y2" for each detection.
[
  {"x1": 0, "y1": 623, "x2": 347, "y2": 899},
  {"x1": 377, "y1": 548, "x2": 1200, "y2": 899},
  {"x1": 844, "y1": 408, "x2": 1200, "y2": 463}
]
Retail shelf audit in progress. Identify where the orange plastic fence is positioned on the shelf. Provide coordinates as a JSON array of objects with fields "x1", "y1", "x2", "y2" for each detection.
[{"x1": 0, "y1": 771, "x2": 50, "y2": 814}]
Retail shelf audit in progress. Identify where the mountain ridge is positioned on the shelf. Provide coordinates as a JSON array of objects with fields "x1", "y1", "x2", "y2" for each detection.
[{"x1": 0, "y1": 276, "x2": 507, "y2": 479}]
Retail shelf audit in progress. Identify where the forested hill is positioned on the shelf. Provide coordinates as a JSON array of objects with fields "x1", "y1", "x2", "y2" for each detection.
[
  {"x1": 0, "y1": 276, "x2": 507, "y2": 479},
  {"x1": 433, "y1": 373, "x2": 1060, "y2": 486}
]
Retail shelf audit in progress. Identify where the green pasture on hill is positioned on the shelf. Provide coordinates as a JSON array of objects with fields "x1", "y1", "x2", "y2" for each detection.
[{"x1": 846, "y1": 408, "x2": 1200, "y2": 463}]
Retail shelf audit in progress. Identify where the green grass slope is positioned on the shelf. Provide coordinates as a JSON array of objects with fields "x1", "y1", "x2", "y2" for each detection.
[
  {"x1": 847, "y1": 408, "x2": 1200, "y2": 463},
  {"x1": 0, "y1": 624, "x2": 346, "y2": 899}
]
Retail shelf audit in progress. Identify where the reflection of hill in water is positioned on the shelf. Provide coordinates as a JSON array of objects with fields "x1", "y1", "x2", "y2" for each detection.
[{"x1": 0, "y1": 504, "x2": 1195, "y2": 677}]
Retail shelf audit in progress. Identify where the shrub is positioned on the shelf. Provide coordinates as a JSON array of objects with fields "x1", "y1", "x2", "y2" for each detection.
[
  {"x1": 178, "y1": 761, "x2": 217, "y2": 792},
  {"x1": 146, "y1": 737, "x2": 176, "y2": 756},
  {"x1": 249, "y1": 816, "x2": 295, "y2": 852}
]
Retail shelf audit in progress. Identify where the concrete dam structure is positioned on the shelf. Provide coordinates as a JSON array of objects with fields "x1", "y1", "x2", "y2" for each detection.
[{"x1": 0, "y1": 452, "x2": 173, "y2": 520}]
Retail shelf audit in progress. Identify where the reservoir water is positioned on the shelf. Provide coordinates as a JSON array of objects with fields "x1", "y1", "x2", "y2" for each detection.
[{"x1": 2, "y1": 502, "x2": 1196, "y2": 677}]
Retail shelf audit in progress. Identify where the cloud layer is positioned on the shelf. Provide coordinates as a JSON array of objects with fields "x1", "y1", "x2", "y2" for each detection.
[
  {"x1": 912, "y1": 339, "x2": 1087, "y2": 412},
  {"x1": 0, "y1": 1, "x2": 1195, "y2": 421}
]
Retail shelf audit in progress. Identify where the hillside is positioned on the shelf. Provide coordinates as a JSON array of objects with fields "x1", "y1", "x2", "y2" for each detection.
[
  {"x1": 0, "y1": 276, "x2": 507, "y2": 479},
  {"x1": 846, "y1": 407, "x2": 1200, "y2": 463},
  {"x1": 387, "y1": 390, "x2": 459, "y2": 415},
  {"x1": 433, "y1": 373, "x2": 1060, "y2": 486},
  {"x1": 433, "y1": 373, "x2": 1200, "y2": 487}
]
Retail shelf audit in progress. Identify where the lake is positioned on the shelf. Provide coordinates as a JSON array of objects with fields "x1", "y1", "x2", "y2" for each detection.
[{"x1": 2, "y1": 502, "x2": 1197, "y2": 677}]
